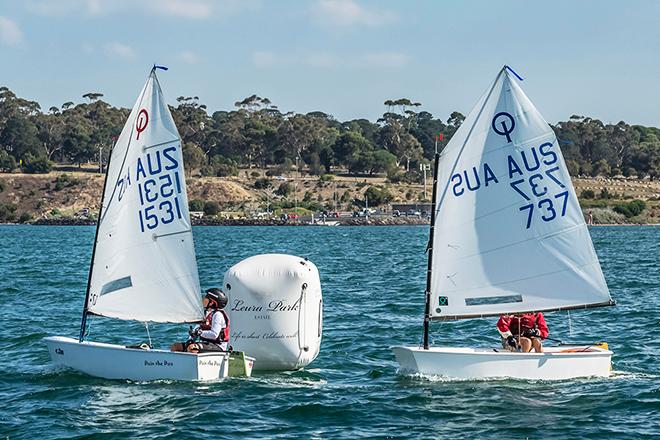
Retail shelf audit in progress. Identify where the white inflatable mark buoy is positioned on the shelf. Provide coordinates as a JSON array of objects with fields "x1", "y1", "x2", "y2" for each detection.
[{"x1": 223, "y1": 254, "x2": 323, "y2": 371}]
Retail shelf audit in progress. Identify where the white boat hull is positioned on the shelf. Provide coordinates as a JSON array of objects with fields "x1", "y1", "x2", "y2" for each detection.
[
  {"x1": 317, "y1": 221, "x2": 340, "y2": 226},
  {"x1": 392, "y1": 345, "x2": 612, "y2": 380},
  {"x1": 45, "y1": 336, "x2": 254, "y2": 381}
]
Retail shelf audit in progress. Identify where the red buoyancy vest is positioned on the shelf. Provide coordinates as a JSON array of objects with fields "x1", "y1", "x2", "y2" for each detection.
[
  {"x1": 497, "y1": 313, "x2": 549, "y2": 339},
  {"x1": 200, "y1": 309, "x2": 230, "y2": 343}
]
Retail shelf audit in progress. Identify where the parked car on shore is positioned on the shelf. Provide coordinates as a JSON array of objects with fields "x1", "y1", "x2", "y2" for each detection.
[
  {"x1": 352, "y1": 209, "x2": 374, "y2": 217},
  {"x1": 406, "y1": 209, "x2": 421, "y2": 217},
  {"x1": 75, "y1": 208, "x2": 90, "y2": 218},
  {"x1": 254, "y1": 211, "x2": 273, "y2": 219}
]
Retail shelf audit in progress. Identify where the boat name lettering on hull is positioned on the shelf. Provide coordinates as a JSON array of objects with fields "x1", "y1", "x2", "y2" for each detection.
[
  {"x1": 144, "y1": 359, "x2": 174, "y2": 367},
  {"x1": 198, "y1": 359, "x2": 222, "y2": 367}
]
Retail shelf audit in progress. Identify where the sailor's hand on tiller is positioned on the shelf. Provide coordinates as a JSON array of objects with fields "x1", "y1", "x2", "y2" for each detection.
[{"x1": 523, "y1": 329, "x2": 540, "y2": 338}]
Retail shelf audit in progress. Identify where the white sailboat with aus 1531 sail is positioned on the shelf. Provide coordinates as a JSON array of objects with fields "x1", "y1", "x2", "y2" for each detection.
[
  {"x1": 44, "y1": 67, "x2": 254, "y2": 381},
  {"x1": 392, "y1": 66, "x2": 614, "y2": 380}
]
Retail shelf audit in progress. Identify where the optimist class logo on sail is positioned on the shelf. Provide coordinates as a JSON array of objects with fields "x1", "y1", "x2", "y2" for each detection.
[
  {"x1": 136, "y1": 109, "x2": 149, "y2": 140},
  {"x1": 450, "y1": 112, "x2": 569, "y2": 229}
]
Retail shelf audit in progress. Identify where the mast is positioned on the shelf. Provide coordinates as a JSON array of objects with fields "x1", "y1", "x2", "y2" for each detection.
[
  {"x1": 78, "y1": 147, "x2": 114, "y2": 342},
  {"x1": 423, "y1": 152, "x2": 441, "y2": 350}
]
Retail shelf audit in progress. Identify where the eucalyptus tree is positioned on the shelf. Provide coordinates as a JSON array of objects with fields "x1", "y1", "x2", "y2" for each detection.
[
  {"x1": 606, "y1": 121, "x2": 639, "y2": 171},
  {"x1": 35, "y1": 109, "x2": 65, "y2": 160},
  {"x1": 234, "y1": 94, "x2": 274, "y2": 113},
  {"x1": 377, "y1": 118, "x2": 422, "y2": 171},
  {"x1": 332, "y1": 131, "x2": 372, "y2": 169},
  {"x1": 349, "y1": 149, "x2": 397, "y2": 175},
  {"x1": 82, "y1": 92, "x2": 104, "y2": 102},
  {"x1": 0, "y1": 87, "x2": 42, "y2": 160},
  {"x1": 446, "y1": 111, "x2": 465, "y2": 128},
  {"x1": 378, "y1": 98, "x2": 424, "y2": 171},
  {"x1": 1, "y1": 115, "x2": 42, "y2": 159},
  {"x1": 277, "y1": 113, "x2": 336, "y2": 172},
  {"x1": 342, "y1": 119, "x2": 380, "y2": 144},
  {"x1": 208, "y1": 110, "x2": 249, "y2": 162},
  {"x1": 235, "y1": 95, "x2": 283, "y2": 167},
  {"x1": 172, "y1": 96, "x2": 211, "y2": 153},
  {"x1": 628, "y1": 128, "x2": 660, "y2": 179},
  {"x1": 410, "y1": 111, "x2": 448, "y2": 159}
]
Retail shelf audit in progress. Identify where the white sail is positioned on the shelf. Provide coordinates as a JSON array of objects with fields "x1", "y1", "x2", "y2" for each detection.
[
  {"x1": 429, "y1": 67, "x2": 611, "y2": 320},
  {"x1": 87, "y1": 70, "x2": 203, "y2": 323}
]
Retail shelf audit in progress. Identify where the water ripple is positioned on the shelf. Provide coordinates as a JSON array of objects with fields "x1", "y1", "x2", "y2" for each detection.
[{"x1": 0, "y1": 225, "x2": 658, "y2": 439}]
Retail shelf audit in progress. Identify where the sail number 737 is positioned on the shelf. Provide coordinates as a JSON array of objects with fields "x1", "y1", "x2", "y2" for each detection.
[
  {"x1": 450, "y1": 141, "x2": 570, "y2": 229},
  {"x1": 519, "y1": 191, "x2": 568, "y2": 229},
  {"x1": 506, "y1": 142, "x2": 569, "y2": 229}
]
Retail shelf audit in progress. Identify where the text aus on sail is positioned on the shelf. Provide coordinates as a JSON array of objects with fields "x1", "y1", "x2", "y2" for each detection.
[
  {"x1": 449, "y1": 113, "x2": 568, "y2": 230},
  {"x1": 115, "y1": 115, "x2": 185, "y2": 233}
]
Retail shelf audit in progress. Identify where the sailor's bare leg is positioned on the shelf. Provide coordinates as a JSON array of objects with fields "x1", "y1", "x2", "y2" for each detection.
[
  {"x1": 531, "y1": 337, "x2": 543, "y2": 353},
  {"x1": 170, "y1": 342, "x2": 185, "y2": 352},
  {"x1": 519, "y1": 337, "x2": 532, "y2": 352},
  {"x1": 186, "y1": 343, "x2": 200, "y2": 353}
]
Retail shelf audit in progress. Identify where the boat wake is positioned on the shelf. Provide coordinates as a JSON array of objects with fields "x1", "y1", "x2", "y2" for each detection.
[
  {"x1": 248, "y1": 369, "x2": 328, "y2": 389},
  {"x1": 608, "y1": 370, "x2": 659, "y2": 380},
  {"x1": 397, "y1": 370, "x2": 618, "y2": 384}
]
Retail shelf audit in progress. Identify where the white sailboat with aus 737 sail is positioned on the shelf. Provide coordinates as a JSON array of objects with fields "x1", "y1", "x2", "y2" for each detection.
[
  {"x1": 392, "y1": 66, "x2": 615, "y2": 380},
  {"x1": 44, "y1": 66, "x2": 254, "y2": 381}
]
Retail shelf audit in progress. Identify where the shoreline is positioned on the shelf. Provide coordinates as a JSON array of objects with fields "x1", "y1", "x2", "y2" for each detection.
[
  {"x1": 3, "y1": 218, "x2": 657, "y2": 227},
  {"x1": 21, "y1": 216, "x2": 432, "y2": 227}
]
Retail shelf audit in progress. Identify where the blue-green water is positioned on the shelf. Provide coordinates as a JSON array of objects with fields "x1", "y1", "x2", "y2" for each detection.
[{"x1": 1, "y1": 225, "x2": 658, "y2": 439}]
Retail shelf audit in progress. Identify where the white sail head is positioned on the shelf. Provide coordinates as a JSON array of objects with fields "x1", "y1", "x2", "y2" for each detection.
[
  {"x1": 87, "y1": 69, "x2": 204, "y2": 323},
  {"x1": 429, "y1": 67, "x2": 612, "y2": 320}
]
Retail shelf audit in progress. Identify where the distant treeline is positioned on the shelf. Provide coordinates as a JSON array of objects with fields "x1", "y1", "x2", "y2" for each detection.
[{"x1": 1, "y1": 87, "x2": 659, "y2": 181}]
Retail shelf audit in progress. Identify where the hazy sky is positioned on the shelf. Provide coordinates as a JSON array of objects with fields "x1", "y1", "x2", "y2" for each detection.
[{"x1": 1, "y1": 0, "x2": 660, "y2": 125}]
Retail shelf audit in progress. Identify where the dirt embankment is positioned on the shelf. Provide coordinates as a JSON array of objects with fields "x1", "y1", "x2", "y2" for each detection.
[
  {"x1": 0, "y1": 169, "x2": 428, "y2": 222},
  {"x1": 1, "y1": 170, "x2": 658, "y2": 225},
  {"x1": 0, "y1": 172, "x2": 260, "y2": 221}
]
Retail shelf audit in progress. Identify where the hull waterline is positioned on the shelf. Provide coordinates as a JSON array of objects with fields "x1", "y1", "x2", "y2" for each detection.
[
  {"x1": 45, "y1": 336, "x2": 254, "y2": 381},
  {"x1": 392, "y1": 345, "x2": 612, "y2": 380}
]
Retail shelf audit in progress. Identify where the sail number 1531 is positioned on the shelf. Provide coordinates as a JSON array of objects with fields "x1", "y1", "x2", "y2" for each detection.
[{"x1": 137, "y1": 171, "x2": 184, "y2": 232}]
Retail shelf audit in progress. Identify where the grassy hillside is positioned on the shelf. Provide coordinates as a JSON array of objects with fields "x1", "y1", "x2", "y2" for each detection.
[
  {"x1": 0, "y1": 167, "x2": 429, "y2": 223},
  {"x1": 0, "y1": 168, "x2": 658, "y2": 224}
]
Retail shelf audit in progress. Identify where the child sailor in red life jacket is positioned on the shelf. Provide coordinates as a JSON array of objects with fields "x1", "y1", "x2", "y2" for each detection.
[
  {"x1": 497, "y1": 312, "x2": 549, "y2": 353},
  {"x1": 170, "y1": 288, "x2": 230, "y2": 353}
]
